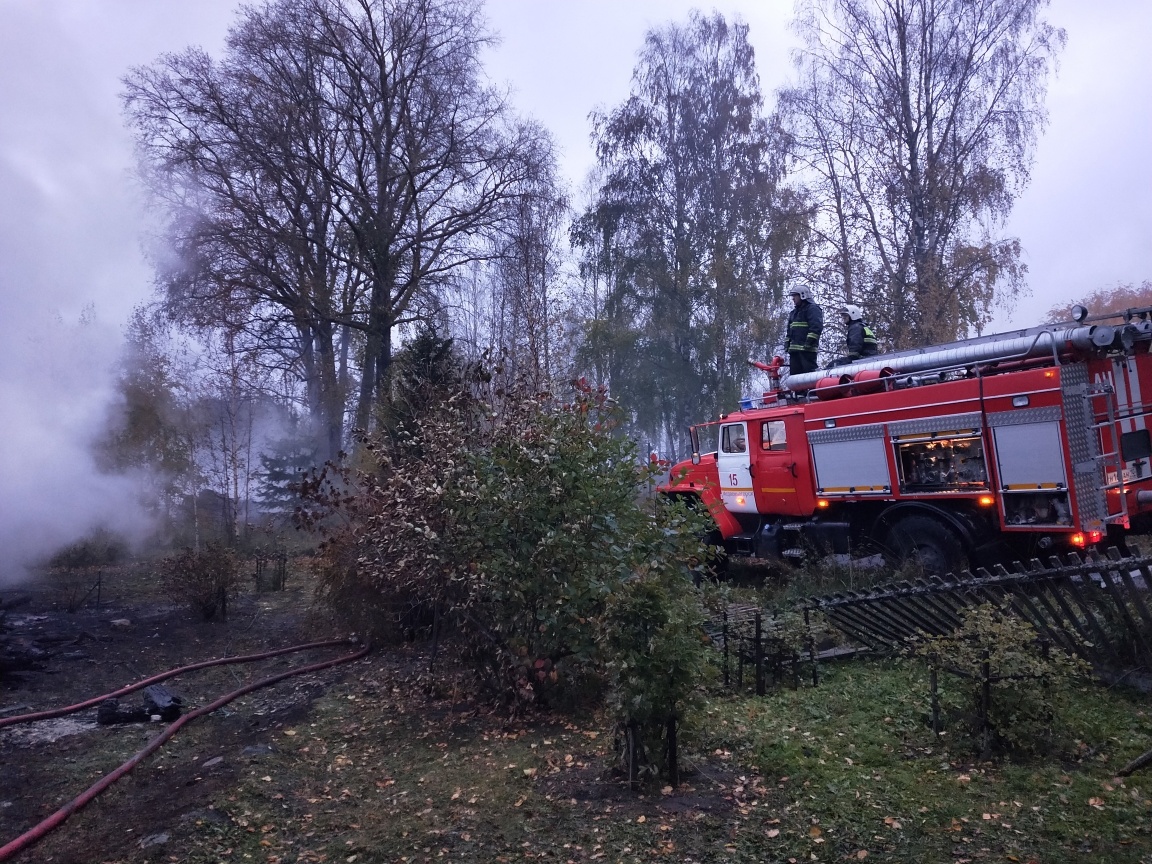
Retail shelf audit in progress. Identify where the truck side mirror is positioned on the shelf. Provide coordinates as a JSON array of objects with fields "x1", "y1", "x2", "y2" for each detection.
[{"x1": 692, "y1": 452, "x2": 701, "y2": 465}]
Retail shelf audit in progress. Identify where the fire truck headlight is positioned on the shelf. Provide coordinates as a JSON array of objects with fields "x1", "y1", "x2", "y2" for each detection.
[
  {"x1": 816, "y1": 499, "x2": 829, "y2": 509},
  {"x1": 978, "y1": 495, "x2": 995, "y2": 507},
  {"x1": 735, "y1": 495, "x2": 746, "y2": 506}
]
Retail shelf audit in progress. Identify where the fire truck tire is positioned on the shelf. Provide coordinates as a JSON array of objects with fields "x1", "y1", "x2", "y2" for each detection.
[{"x1": 886, "y1": 515, "x2": 967, "y2": 576}]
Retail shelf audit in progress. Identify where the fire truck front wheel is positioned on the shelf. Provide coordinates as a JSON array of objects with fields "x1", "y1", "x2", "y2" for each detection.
[{"x1": 885, "y1": 515, "x2": 968, "y2": 577}]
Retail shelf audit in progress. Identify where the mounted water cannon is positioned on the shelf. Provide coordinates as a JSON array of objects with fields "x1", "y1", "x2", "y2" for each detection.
[
  {"x1": 748, "y1": 355, "x2": 785, "y2": 392},
  {"x1": 1069, "y1": 302, "x2": 1152, "y2": 356}
]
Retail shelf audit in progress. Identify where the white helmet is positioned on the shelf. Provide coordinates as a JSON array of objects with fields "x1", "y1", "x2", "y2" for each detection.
[
  {"x1": 843, "y1": 303, "x2": 863, "y2": 321},
  {"x1": 789, "y1": 287, "x2": 812, "y2": 302}
]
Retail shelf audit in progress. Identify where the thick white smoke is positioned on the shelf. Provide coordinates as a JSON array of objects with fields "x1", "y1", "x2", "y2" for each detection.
[
  {"x1": 0, "y1": 313, "x2": 151, "y2": 584},
  {"x1": 0, "y1": 1, "x2": 235, "y2": 585}
]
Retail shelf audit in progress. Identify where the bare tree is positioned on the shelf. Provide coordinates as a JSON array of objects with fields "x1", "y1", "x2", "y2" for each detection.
[
  {"x1": 124, "y1": 0, "x2": 555, "y2": 452},
  {"x1": 486, "y1": 153, "x2": 569, "y2": 389},
  {"x1": 125, "y1": 4, "x2": 357, "y2": 460},
  {"x1": 301, "y1": 0, "x2": 551, "y2": 429},
  {"x1": 780, "y1": 0, "x2": 1064, "y2": 348}
]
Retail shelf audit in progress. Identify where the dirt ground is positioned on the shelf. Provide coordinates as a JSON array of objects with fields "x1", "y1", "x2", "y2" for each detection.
[
  {"x1": 1, "y1": 565, "x2": 722, "y2": 864},
  {"x1": 0, "y1": 564, "x2": 350, "y2": 863}
]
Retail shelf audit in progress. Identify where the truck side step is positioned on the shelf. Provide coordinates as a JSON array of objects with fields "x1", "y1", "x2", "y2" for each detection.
[{"x1": 729, "y1": 533, "x2": 757, "y2": 555}]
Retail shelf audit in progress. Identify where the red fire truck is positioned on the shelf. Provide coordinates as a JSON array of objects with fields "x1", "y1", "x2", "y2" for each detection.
[{"x1": 659, "y1": 306, "x2": 1152, "y2": 572}]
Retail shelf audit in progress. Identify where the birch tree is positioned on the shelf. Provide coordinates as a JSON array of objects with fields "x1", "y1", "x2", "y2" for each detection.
[
  {"x1": 575, "y1": 12, "x2": 803, "y2": 453},
  {"x1": 780, "y1": 0, "x2": 1064, "y2": 347}
]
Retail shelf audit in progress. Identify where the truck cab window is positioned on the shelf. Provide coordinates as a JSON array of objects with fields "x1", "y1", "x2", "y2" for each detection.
[
  {"x1": 722, "y1": 424, "x2": 747, "y2": 453},
  {"x1": 761, "y1": 420, "x2": 787, "y2": 451}
]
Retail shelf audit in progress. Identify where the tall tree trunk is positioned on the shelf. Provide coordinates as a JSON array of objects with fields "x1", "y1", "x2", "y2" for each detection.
[{"x1": 312, "y1": 318, "x2": 342, "y2": 461}]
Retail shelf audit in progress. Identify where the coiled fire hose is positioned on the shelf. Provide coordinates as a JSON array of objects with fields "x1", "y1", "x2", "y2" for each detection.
[{"x1": 0, "y1": 639, "x2": 370, "y2": 861}]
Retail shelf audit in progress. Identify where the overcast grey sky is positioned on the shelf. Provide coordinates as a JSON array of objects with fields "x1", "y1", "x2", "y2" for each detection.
[{"x1": 0, "y1": 0, "x2": 1149, "y2": 577}]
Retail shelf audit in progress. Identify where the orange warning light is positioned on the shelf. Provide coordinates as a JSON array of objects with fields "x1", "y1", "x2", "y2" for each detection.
[{"x1": 1070, "y1": 530, "x2": 1103, "y2": 548}]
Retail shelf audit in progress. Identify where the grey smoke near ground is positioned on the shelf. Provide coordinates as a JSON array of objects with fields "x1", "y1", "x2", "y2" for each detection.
[{"x1": 0, "y1": 2, "x2": 234, "y2": 583}]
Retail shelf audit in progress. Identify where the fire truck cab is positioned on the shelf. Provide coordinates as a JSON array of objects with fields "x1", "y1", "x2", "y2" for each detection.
[{"x1": 660, "y1": 309, "x2": 1152, "y2": 573}]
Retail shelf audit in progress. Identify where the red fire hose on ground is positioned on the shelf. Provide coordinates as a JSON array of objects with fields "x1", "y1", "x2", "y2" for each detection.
[
  {"x1": 0, "y1": 640, "x2": 370, "y2": 862},
  {"x1": 0, "y1": 637, "x2": 358, "y2": 730}
]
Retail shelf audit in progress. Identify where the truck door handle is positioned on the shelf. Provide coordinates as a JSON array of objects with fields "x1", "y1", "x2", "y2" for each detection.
[{"x1": 786, "y1": 461, "x2": 798, "y2": 478}]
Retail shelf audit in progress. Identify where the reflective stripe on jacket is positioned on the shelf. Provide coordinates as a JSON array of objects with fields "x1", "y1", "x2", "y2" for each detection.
[
  {"x1": 846, "y1": 320, "x2": 879, "y2": 359},
  {"x1": 785, "y1": 300, "x2": 823, "y2": 355}
]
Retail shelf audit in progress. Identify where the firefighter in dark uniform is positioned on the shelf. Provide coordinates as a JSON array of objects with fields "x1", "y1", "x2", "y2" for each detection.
[
  {"x1": 784, "y1": 288, "x2": 823, "y2": 374},
  {"x1": 841, "y1": 303, "x2": 878, "y2": 361}
]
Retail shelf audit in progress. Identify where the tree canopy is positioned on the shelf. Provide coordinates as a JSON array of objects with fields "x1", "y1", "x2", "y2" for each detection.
[
  {"x1": 124, "y1": 0, "x2": 556, "y2": 458},
  {"x1": 573, "y1": 11, "x2": 805, "y2": 453}
]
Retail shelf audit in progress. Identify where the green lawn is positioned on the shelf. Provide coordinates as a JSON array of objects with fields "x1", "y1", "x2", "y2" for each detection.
[{"x1": 126, "y1": 654, "x2": 1152, "y2": 864}]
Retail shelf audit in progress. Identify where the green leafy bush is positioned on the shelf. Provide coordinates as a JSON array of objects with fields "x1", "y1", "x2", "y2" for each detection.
[
  {"x1": 600, "y1": 535, "x2": 714, "y2": 780},
  {"x1": 915, "y1": 603, "x2": 1091, "y2": 755},
  {"x1": 302, "y1": 367, "x2": 714, "y2": 746}
]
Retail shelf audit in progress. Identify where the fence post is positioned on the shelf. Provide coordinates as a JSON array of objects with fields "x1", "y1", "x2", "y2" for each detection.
[
  {"x1": 428, "y1": 602, "x2": 441, "y2": 670},
  {"x1": 666, "y1": 713, "x2": 679, "y2": 789},
  {"x1": 722, "y1": 609, "x2": 730, "y2": 688},
  {"x1": 980, "y1": 649, "x2": 992, "y2": 759},
  {"x1": 628, "y1": 721, "x2": 640, "y2": 790},
  {"x1": 277, "y1": 550, "x2": 287, "y2": 590},
  {"x1": 755, "y1": 611, "x2": 765, "y2": 697},
  {"x1": 805, "y1": 607, "x2": 819, "y2": 686},
  {"x1": 929, "y1": 660, "x2": 940, "y2": 736}
]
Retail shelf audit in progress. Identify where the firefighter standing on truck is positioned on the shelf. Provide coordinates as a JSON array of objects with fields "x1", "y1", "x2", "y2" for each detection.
[
  {"x1": 784, "y1": 288, "x2": 823, "y2": 374},
  {"x1": 829, "y1": 303, "x2": 879, "y2": 366}
]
